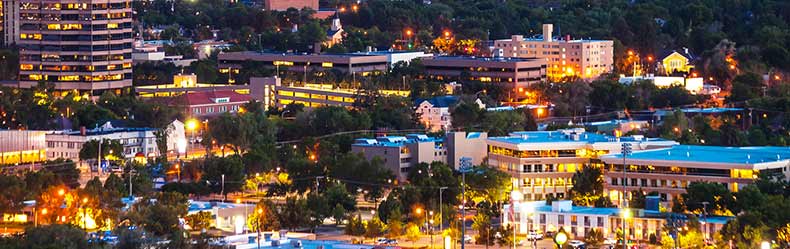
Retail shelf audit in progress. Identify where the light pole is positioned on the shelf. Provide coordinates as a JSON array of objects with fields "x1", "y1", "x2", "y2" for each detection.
[
  {"x1": 81, "y1": 197, "x2": 88, "y2": 232},
  {"x1": 459, "y1": 157, "x2": 473, "y2": 249},
  {"x1": 622, "y1": 208, "x2": 632, "y2": 249},
  {"x1": 429, "y1": 217, "x2": 435, "y2": 249},
  {"x1": 186, "y1": 119, "x2": 198, "y2": 159},
  {"x1": 510, "y1": 190, "x2": 522, "y2": 249},
  {"x1": 257, "y1": 208, "x2": 263, "y2": 249},
  {"x1": 221, "y1": 174, "x2": 226, "y2": 201},
  {"x1": 438, "y1": 186, "x2": 447, "y2": 231},
  {"x1": 621, "y1": 142, "x2": 632, "y2": 208}
]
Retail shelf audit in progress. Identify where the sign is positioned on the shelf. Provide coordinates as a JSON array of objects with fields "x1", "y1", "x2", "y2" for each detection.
[{"x1": 459, "y1": 157, "x2": 473, "y2": 173}]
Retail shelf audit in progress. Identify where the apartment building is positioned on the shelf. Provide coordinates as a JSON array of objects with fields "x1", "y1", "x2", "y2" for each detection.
[
  {"x1": 422, "y1": 56, "x2": 546, "y2": 100},
  {"x1": 176, "y1": 90, "x2": 251, "y2": 118},
  {"x1": 494, "y1": 24, "x2": 613, "y2": 81},
  {"x1": 414, "y1": 96, "x2": 484, "y2": 132},
  {"x1": 45, "y1": 121, "x2": 184, "y2": 161},
  {"x1": 351, "y1": 132, "x2": 487, "y2": 180},
  {"x1": 16, "y1": 0, "x2": 134, "y2": 92},
  {"x1": 599, "y1": 145, "x2": 790, "y2": 204},
  {"x1": 503, "y1": 200, "x2": 730, "y2": 240},
  {"x1": 487, "y1": 129, "x2": 677, "y2": 201},
  {"x1": 3, "y1": 0, "x2": 20, "y2": 46}
]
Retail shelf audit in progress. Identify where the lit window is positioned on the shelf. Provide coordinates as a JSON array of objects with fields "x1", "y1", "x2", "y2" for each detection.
[
  {"x1": 107, "y1": 23, "x2": 119, "y2": 29},
  {"x1": 47, "y1": 24, "x2": 61, "y2": 30},
  {"x1": 62, "y1": 24, "x2": 82, "y2": 30},
  {"x1": 321, "y1": 62, "x2": 333, "y2": 68},
  {"x1": 19, "y1": 64, "x2": 34, "y2": 70}
]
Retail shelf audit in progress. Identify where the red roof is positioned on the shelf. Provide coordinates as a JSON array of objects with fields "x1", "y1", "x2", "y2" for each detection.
[{"x1": 180, "y1": 90, "x2": 251, "y2": 106}]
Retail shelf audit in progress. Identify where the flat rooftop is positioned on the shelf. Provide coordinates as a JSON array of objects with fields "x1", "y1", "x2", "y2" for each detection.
[
  {"x1": 602, "y1": 145, "x2": 790, "y2": 165},
  {"x1": 353, "y1": 134, "x2": 443, "y2": 148},
  {"x1": 488, "y1": 129, "x2": 669, "y2": 145},
  {"x1": 512, "y1": 201, "x2": 732, "y2": 224},
  {"x1": 427, "y1": 56, "x2": 541, "y2": 62}
]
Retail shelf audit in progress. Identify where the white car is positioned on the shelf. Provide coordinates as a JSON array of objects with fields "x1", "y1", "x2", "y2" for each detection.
[
  {"x1": 604, "y1": 238, "x2": 617, "y2": 245},
  {"x1": 526, "y1": 231, "x2": 544, "y2": 240},
  {"x1": 375, "y1": 238, "x2": 388, "y2": 245},
  {"x1": 568, "y1": 240, "x2": 586, "y2": 248},
  {"x1": 462, "y1": 235, "x2": 473, "y2": 244}
]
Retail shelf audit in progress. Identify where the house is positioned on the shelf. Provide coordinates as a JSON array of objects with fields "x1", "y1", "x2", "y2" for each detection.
[
  {"x1": 414, "y1": 96, "x2": 484, "y2": 132},
  {"x1": 176, "y1": 90, "x2": 251, "y2": 118},
  {"x1": 324, "y1": 18, "x2": 344, "y2": 48},
  {"x1": 658, "y1": 48, "x2": 695, "y2": 75}
]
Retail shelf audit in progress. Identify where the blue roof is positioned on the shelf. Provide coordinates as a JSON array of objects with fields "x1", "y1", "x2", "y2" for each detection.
[
  {"x1": 353, "y1": 134, "x2": 444, "y2": 147},
  {"x1": 518, "y1": 201, "x2": 733, "y2": 224},
  {"x1": 602, "y1": 145, "x2": 790, "y2": 165},
  {"x1": 415, "y1": 96, "x2": 460, "y2": 108},
  {"x1": 488, "y1": 130, "x2": 668, "y2": 145}
]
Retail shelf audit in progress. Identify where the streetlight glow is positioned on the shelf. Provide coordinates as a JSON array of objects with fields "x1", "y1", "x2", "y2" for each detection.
[{"x1": 186, "y1": 119, "x2": 199, "y2": 131}]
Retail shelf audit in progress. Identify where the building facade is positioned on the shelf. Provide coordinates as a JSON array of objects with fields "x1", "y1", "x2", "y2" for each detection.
[
  {"x1": 218, "y1": 52, "x2": 390, "y2": 84},
  {"x1": 599, "y1": 145, "x2": 790, "y2": 204},
  {"x1": 493, "y1": 24, "x2": 613, "y2": 81},
  {"x1": 251, "y1": 76, "x2": 408, "y2": 109},
  {"x1": 263, "y1": 0, "x2": 318, "y2": 11},
  {"x1": 45, "y1": 121, "x2": 183, "y2": 161},
  {"x1": 3, "y1": 0, "x2": 20, "y2": 46},
  {"x1": 0, "y1": 129, "x2": 47, "y2": 164},
  {"x1": 177, "y1": 90, "x2": 250, "y2": 118},
  {"x1": 487, "y1": 129, "x2": 677, "y2": 201},
  {"x1": 414, "y1": 96, "x2": 484, "y2": 132},
  {"x1": 16, "y1": 0, "x2": 133, "y2": 92},
  {"x1": 503, "y1": 200, "x2": 730, "y2": 240},
  {"x1": 422, "y1": 56, "x2": 546, "y2": 100}
]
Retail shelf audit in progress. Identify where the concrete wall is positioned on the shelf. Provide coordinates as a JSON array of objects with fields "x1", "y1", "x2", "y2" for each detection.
[{"x1": 446, "y1": 132, "x2": 488, "y2": 169}]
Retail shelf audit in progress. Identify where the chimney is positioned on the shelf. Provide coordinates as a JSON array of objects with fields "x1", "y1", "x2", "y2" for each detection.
[
  {"x1": 565, "y1": 34, "x2": 570, "y2": 42},
  {"x1": 542, "y1": 24, "x2": 553, "y2": 42},
  {"x1": 512, "y1": 35, "x2": 523, "y2": 42},
  {"x1": 80, "y1": 126, "x2": 86, "y2": 136}
]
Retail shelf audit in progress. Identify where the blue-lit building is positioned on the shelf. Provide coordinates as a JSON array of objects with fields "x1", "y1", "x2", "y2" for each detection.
[
  {"x1": 487, "y1": 128, "x2": 677, "y2": 201},
  {"x1": 599, "y1": 145, "x2": 790, "y2": 203}
]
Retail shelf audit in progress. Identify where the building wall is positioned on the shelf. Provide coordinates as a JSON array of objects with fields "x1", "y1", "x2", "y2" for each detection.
[
  {"x1": 187, "y1": 101, "x2": 245, "y2": 118},
  {"x1": 421, "y1": 57, "x2": 546, "y2": 100},
  {"x1": 17, "y1": 0, "x2": 134, "y2": 91},
  {"x1": 0, "y1": 130, "x2": 47, "y2": 164},
  {"x1": 415, "y1": 102, "x2": 450, "y2": 132},
  {"x1": 263, "y1": 0, "x2": 318, "y2": 11},
  {"x1": 351, "y1": 146, "x2": 405, "y2": 180},
  {"x1": 446, "y1": 132, "x2": 487, "y2": 169},
  {"x1": 46, "y1": 130, "x2": 160, "y2": 161},
  {"x1": 3, "y1": 0, "x2": 20, "y2": 46},
  {"x1": 494, "y1": 35, "x2": 613, "y2": 81}
]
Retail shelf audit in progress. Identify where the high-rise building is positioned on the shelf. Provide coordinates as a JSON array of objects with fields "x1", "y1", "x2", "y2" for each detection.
[
  {"x1": 16, "y1": 0, "x2": 133, "y2": 92},
  {"x1": 494, "y1": 24, "x2": 614, "y2": 81},
  {"x1": 2, "y1": 0, "x2": 20, "y2": 46}
]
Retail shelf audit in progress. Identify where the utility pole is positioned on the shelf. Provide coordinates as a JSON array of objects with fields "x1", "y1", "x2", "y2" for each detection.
[
  {"x1": 129, "y1": 168, "x2": 133, "y2": 198},
  {"x1": 439, "y1": 186, "x2": 448, "y2": 231},
  {"x1": 459, "y1": 157, "x2": 473, "y2": 249},
  {"x1": 97, "y1": 138, "x2": 102, "y2": 176},
  {"x1": 221, "y1": 174, "x2": 225, "y2": 201},
  {"x1": 621, "y1": 143, "x2": 632, "y2": 249},
  {"x1": 315, "y1": 176, "x2": 325, "y2": 193},
  {"x1": 701, "y1": 201, "x2": 709, "y2": 239}
]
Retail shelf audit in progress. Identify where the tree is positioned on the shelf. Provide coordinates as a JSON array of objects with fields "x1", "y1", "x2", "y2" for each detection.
[
  {"x1": 674, "y1": 182, "x2": 734, "y2": 215},
  {"x1": 472, "y1": 212, "x2": 494, "y2": 245},
  {"x1": 325, "y1": 183, "x2": 357, "y2": 213},
  {"x1": 78, "y1": 139, "x2": 124, "y2": 161},
  {"x1": 249, "y1": 199, "x2": 280, "y2": 232},
  {"x1": 0, "y1": 175, "x2": 27, "y2": 219},
  {"x1": 306, "y1": 193, "x2": 331, "y2": 230},
  {"x1": 386, "y1": 209, "x2": 404, "y2": 238},
  {"x1": 569, "y1": 166, "x2": 611, "y2": 207},
  {"x1": 365, "y1": 216, "x2": 386, "y2": 239},
  {"x1": 332, "y1": 203, "x2": 347, "y2": 225},
  {"x1": 450, "y1": 100, "x2": 483, "y2": 129},
  {"x1": 404, "y1": 222, "x2": 422, "y2": 246},
  {"x1": 130, "y1": 192, "x2": 189, "y2": 237},
  {"x1": 345, "y1": 214, "x2": 365, "y2": 236},
  {"x1": 480, "y1": 110, "x2": 525, "y2": 136},
  {"x1": 279, "y1": 196, "x2": 310, "y2": 231},
  {"x1": 585, "y1": 228, "x2": 605, "y2": 246},
  {"x1": 42, "y1": 159, "x2": 81, "y2": 189},
  {"x1": 23, "y1": 224, "x2": 87, "y2": 249},
  {"x1": 185, "y1": 211, "x2": 213, "y2": 231},
  {"x1": 200, "y1": 155, "x2": 246, "y2": 197},
  {"x1": 727, "y1": 73, "x2": 763, "y2": 103}
]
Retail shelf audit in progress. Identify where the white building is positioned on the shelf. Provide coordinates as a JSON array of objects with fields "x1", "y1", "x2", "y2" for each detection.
[
  {"x1": 0, "y1": 130, "x2": 48, "y2": 164},
  {"x1": 352, "y1": 50, "x2": 433, "y2": 68},
  {"x1": 619, "y1": 75, "x2": 704, "y2": 94},
  {"x1": 503, "y1": 200, "x2": 731, "y2": 240},
  {"x1": 415, "y1": 96, "x2": 484, "y2": 132},
  {"x1": 45, "y1": 121, "x2": 185, "y2": 161}
]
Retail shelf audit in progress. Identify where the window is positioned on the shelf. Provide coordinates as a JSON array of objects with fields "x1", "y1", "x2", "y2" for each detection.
[
  {"x1": 558, "y1": 215, "x2": 565, "y2": 224},
  {"x1": 219, "y1": 106, "x2": 227, "y2": 112},
  {"x1": 571, "y1": 215, "x2": 577, "y2": 225}
]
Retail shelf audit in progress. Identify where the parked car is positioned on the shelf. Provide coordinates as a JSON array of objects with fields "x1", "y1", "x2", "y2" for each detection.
[
  {"x1": 463, "y1": 235, "x2": 473, "y2": 244},
  {"x1": 568, "y1": 240, "x2": 586, "y2": 249},
  {"x1": 604, "y1": 238, "x2": 617, "y2": 245},
  {"x1": 527, "y1": 231, "x2": 544, "y2": 240}
]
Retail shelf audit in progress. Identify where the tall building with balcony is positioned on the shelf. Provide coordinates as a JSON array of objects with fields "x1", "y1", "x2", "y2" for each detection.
[
  {"x1": 493, "y1": 24, "x2": 614, "y2": 81},
  {"x1": 16, "y1": 0, "x2": 133, "y2": 92},
  {"x1": 486, "y1": 129, "x2": 677, "y2": 201}
]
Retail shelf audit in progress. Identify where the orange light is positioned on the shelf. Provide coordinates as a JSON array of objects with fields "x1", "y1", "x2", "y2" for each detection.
[
  {"x1": 82, "y1": 197, "x2": 88, "y2": 204},
  {"x1": 58, "y1": 189, "x2": 65, "y2": 196},
  {"x1": 309, "y1": 154, "x2": 316, "y2": 161},
  {"x1": 338, "y1": 6, "x2": 346, "y2": 12},
  {"x1": 41, "y1": 208, "x2": 48, "y2": 215},
  {"x1": 415, "y1": 207, "x2": 423, "y2": 214},
  {"x1": 443, "y1": 31, "x2": 451, "y2": 37},
  {"x1": 647, "y1": 56, "x2": 653, "y2": 61},
  {"x1": 536, "y1": 108, "x2": 545, "y2": 116},
  {"x1": 351, "y1": 4, "x2": 358, "y2": 11},
  {"x1": 518, "y1": 87, "x2": 524, "y2": 93},
  {"x1": 774, "y1": 75, "x2": 781, "y2": 80},
  {"x1": 729, "y1": 65, "x2": 736, "y2": 70},
  {"x1": 405, "y1": 29, "x2": 413, "y2": 36},
  {"x1": 257, "y1": 208, "x2": 263, "y2": 214},
  {"x1": 236, "y1": 199, "x2": 242, "y2": 204},
  {"x1": 692, "y1": 73, "x2": 698, "y2": 77},
  {"x1": 627, "y1": 50, "x2": 634, "y2": 56}
]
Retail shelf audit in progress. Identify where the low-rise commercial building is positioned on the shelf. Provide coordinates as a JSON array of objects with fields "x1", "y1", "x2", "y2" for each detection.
[
  {"x1": 599, "y1": 145, "x2": 790, "y2": 204},
  {"x1": 218, "y1": 52, "x2": 390, "y2": 83},
  {"x1": 493, "y1": 24, "x2": 614, "y2": 81},
  {"x1": 251, "y1": 77, "x2": 408, "y2": 109},
  {"x1": 487, "y1": 129, "x2": 677, "y2": 201},
  {"x1": 45, "y1": 121, "x2": 184, "y2": 161},
  {"x1": 422, "y1": 56, "x2": 546, "y2": 100},
  {"x1": 503, "y1": 200, "x2": 730, "y2": 240},
  {"x1": 352, "y1": 132, "x2": 487, "y2": 180},
  {"x1": 0, "y1": 130, "x2": 48, "y2": 164}
]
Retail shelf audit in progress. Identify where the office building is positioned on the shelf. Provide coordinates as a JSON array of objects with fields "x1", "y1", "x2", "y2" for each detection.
[
  {"x1": 174, "y1": 90, "x2": 250, "y2": 118},
  {"x1": 503, "y1": 200, "x2": 731, "y2": 240},
  {"x1": 263, "y1": 0, "x2": 317, "y2": 11},
  {"x1": 351, "y1": 132, "x2": 487, "y2": 180},
  {"x1": 352, "y1": 135, "x2": 446, "y2": 180},
  {"x1": 251, "y1": 76, "x2": 408, "y2": 109},
  {"x1": 422, "y1": 56, "x2": 546, "y2": 99},
  {"x1": 218, "y1": 52, "x2": 389, "y2": 84},
  {"x1": 493, "y1": 24, "x2": 613, "y2": 81},
  {"x1": 16, "y1": 0, "x2": 133, "y2": 92},
  {"x1": 3, "y1": 0, "x2": 20, "y2": 46},
  {"x1": 599, "y1": 145, "x2": 790, "y2": 204},
  {"x1": 0, "y1": 129, "x2": 47, "y2": 164},
  {"x1": 487, "y1": 129, "x2": 677, "y2": 201}
]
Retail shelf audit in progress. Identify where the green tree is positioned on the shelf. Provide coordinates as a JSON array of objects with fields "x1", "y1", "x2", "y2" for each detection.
[
  {"x1": 185, "y1": 211, "x2": 213, "y2": 231},
  {"x1": 569, "y1": 166, "x2": 611, "y2": 207},
  {"x1": 23, "y1": 224, "x2": 87, "y2": 249},
  {"x1": 279, "y1": 196, "x2": 310, "y2": 231},
  {"x1": 386, "y1": 209, "x2": 404, "y2": 238},
  {"x1": 727, "y1": 73, "x2": 763, "y2": 103},
  {"x1": 306, "y1": 193, "x2": 331, "y2": 229},
  {"x1": 364, "y1": 216, "x2": 386, "y2": 239},
  {"x1": 200, "y1": 155, "x2": 246, "y2": 197},
  {"x1": 0, "y1": 175, "x2": 27, "y2": 219},
  {"x1": 472, "y1": 212, "x2": 494, "y2": 245},
  {"x1": 404, "y1": 222, "x2": 422, "y2": 246},
  {"x1": 249, "y1": 199, "x2": 280, "y2": 232}
]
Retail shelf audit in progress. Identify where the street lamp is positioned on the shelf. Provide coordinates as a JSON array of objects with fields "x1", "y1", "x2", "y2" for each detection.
[
  {"x1": 429, "y1": 218, "x2": 435, "y2": 249},
  {"x1": 622, "y1": 208, "x2": 632, "y2": 249},
  {"x1": 510, "y1": 190, "x2": 523, "y2": 249},
  {"x1": 82, "y1": 197, "x2": 89, "y2": 231},
  {"x1": 186, "y1": 119, "x2": 199, "y2": 159}
]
